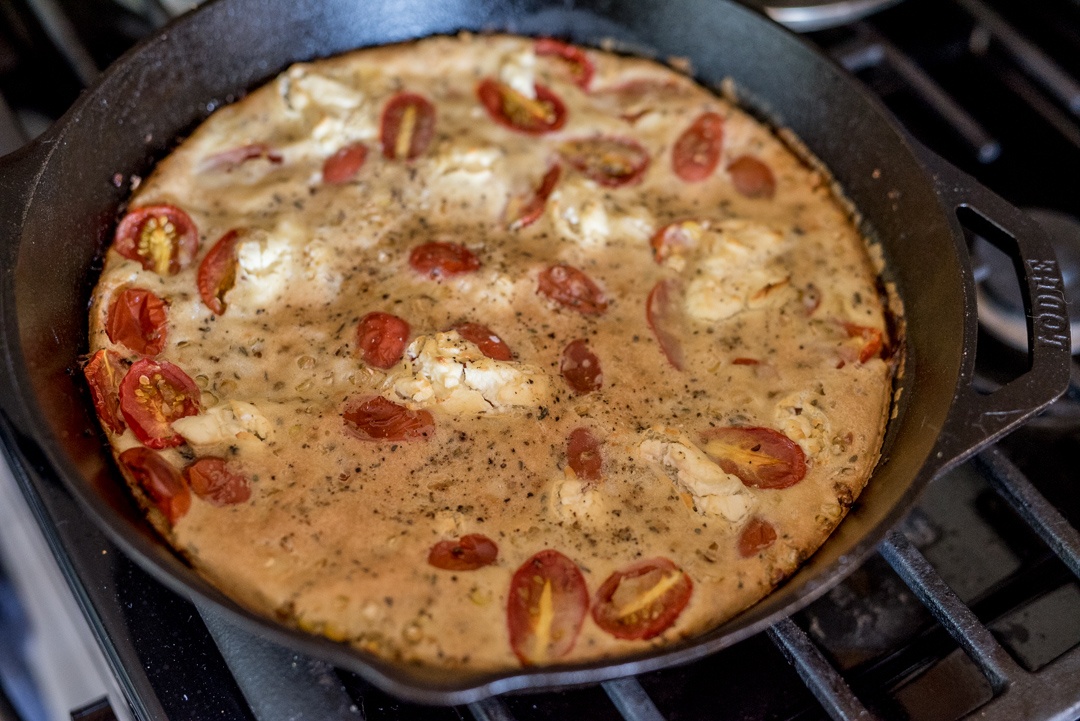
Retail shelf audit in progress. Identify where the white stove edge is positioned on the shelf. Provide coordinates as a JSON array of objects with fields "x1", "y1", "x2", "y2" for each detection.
[{"x1": 0, "y1": 454, "x2": 134, "y2": 721}]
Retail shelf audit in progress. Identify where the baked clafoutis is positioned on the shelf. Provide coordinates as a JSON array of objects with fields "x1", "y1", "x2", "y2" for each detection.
[{"x1": 86, "y1": 34, "x2": 897, "y2": 671}]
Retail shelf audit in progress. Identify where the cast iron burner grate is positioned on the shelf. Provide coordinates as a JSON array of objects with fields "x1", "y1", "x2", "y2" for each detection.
[{"x1": 3, "y1": 0, "x2": 1080, "y2": 719}]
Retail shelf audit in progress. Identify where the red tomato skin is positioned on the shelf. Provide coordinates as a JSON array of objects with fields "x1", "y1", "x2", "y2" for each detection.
[
  {"x1": 84, "y1": 349, "x2": 127, "y2": 434},
  {"x1": 118, "y1": 359, "x2": 201, "y2": 449},
  {"x1": 646, "y1": 280, "x2": 685, "y2": 371},
  {"x1": 728, "y1": 155, "x2": 776, "y2": 198},
  {"x1": 672, "y1": 112, "x2": 724, "y2": 182},
  {"x1": 428, "y1": 534, "x2": 499, "y2": 571},
  {"x1": 732, "y1": 357, "x2": 760, "y2": 366},
  {"x1": 454, "y1": 323, "x2": 513, "y2": 361},
  {"x1": 356, "y1": 312, "x2": 410, "y2": 369},
  {"x1": 561, "y1": 339, "x2": 603, "y2": 394},
  {"x1": 700, "y1": 426, "x2": 807, "y2": 489},
  {"x1": 408, "y1": 242, "x2": 481, "y2": 279},
  {"x1": 118, "y1": 447, "x2": 190, "y2": 524},
  {"x1": 537, "y1": 265, "x2": 608, "y2": 315},
  {"x1": 322, "y1": 143, "x2": 368, "y2": 183},
  {"x1": 558, "y1": 136, "x2": 650, "y2": 187},
  {"x1": 738, "y1": 518, "x2": 778, "y2": 558},
  {"x1": 380, "y1": 93, "x2": 436, "y2": 160},
  {"x1": 200, "y1": 143, "x2": 283, "y2": 171},
  {"x1": 594, "y1": 79, "x2": 691, "y2": 124},
  {"x1": 567, "y1": 427, "x2": 602, "y2": 481},
  {"x1": 106, "y1": 287, "x2": 168, "y2": 356},
  {"x1": 650, "y1": 221, "x2": 702, "y2": 264},
  {"x1": 844, "y1": 323, "x2": 884, "y2": 363},
  {"x1": 591, "y1": 557, "x2": 693, "y2": 640},
  {"x1": 197, "y1": 229, "x2": 243, "y2": 315},
  {"x1": 477, "y1": 78, "x2": 568, "y2": 135},
  {"x1": 342, "y1": 395, "x2": 434, "y2": 442},
  {"x1": 114, "y1": 205, "x2": 199, "y2": 275},
  {"x1": 508, "y1": 164, "x2": 561, "y2": 230},
  {"x1": 507, "y1": 550, "x2": 589, "y2": 665},
  {"x1": 535, "y1": 38, "x2": 594, "y2": 89},
  {"x1": 184, "y1": 457, "x2": 251, "y2": 506}
]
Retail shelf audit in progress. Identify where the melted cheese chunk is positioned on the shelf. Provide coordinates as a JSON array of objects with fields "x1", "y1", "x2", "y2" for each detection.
[
  {"x1": 281, "y1": 67, "x2": 367, "y2": 113},
  {"x1": 774, "y1": 389, "x2": 832, "y2": 458},
  {"x1": 234, "y1": 228, "x2": 294, "y2": 303},
  {"x1": 384, "y1": 331, "x2": 551, "y2": 415},
  {"x1": 551, "y1": 474, "x2": 604, "y2": 522},
  {"x1": 172, "y1": 401, "x2": 273, "y2": 446},
  {"x1": 549, "y1": 182, "x2": 655, "y2": 249},
  {"x1": 638, "y1": 428, "x2": 756, "y2": 525},
  {"x1": 499, "y1": 48, "x2": 537, "y2": 99},
  {"x1": 680, "y1": 220, "x2": 793, "y2": 322}
]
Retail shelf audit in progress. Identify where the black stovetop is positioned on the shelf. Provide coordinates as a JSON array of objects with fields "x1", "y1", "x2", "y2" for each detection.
[{"x1": 3, "y1": 0, "x2": 1080, "y2": 719}]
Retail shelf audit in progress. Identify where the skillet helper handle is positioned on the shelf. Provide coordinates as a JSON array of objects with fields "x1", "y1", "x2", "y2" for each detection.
[{"x1": 917, "y1": 145, "x2": 1071, "y2": 476}]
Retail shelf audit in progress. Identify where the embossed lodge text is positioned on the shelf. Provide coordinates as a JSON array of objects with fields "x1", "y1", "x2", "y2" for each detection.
[{"x1": 1029, "y1": 259, "x2": 1070, "y2": 350}]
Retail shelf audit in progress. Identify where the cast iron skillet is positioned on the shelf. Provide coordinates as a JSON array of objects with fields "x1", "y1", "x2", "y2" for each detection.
[{"x1": 0, "y1": 0, "x2": 1071, "y2": 705}]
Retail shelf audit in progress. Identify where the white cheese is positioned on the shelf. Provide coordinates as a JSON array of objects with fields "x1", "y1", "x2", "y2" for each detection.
[
  {"x1": 384, "y1": 332, "x2": 551, "y2": 415},
  {"x1": 234, "y1": 224, "x2": 297, "y2": 305},
  {"x1": 774, "y1": 389, "x2": 831, "y2": 458},
  {"x1": 638, "y1": 428, "x2": 756, "y2": 525},
  {"x1": 679, "y1": 220, "x2": 793, "y2": 322},
  {"x1": 498, "y1": 48, "x2": 537, "y2": 99},
  {"x1": 172, "y1": 401, "x2": 273, "y2": 447},
  {"x1": 282, "y1": 67, "x2": 365, "y2": 112},
  {"x1": 551, "y1": 474, "x2": 604, "y2": 523}
]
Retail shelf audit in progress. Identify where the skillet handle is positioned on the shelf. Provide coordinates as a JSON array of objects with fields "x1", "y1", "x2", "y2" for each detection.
[{"x1": 916, "y1": 145, "x2": 1071, "y2": 477}]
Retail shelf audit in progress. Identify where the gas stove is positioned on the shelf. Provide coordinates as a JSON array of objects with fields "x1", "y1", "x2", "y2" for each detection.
[{"x1": 1, "y1": 1, "x2": 1079, "y2": 720}]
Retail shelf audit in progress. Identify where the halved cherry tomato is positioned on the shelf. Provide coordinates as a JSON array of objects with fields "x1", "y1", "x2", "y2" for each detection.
[
  {"x1": 118, "y1": 359, "x2": 201, "y2": 449},
  {"x1": 322, "y1": 142, "x2": 368, "y2": 184},
  {"x1": 356, "y1": 312, "x2": 410, "y2": 369},
  {"x1": 700, "y1": 426, "x2": 807, "y2": 489},
  {"x1": 567, "y1": 427, "x2": 602, "y2": 482},
  {"x1": 106, "y1": 287, "x2": 168, "y2": 356},
  {"x1": 732, "y1": 357, "x2": 760, "y2": 366},
  {"x1": 428, "y1": 534, "x2": 499, "y2": 571},
  {"x1": 342, "y1": 395, "x2": 434, "y2": 442},
  {"x1": 561, "y1": 340, "x2": 603, "y2": 394},
  {"x1": 454, "y1": 322, "x2": 513, "y2": 361},
  {"x1": 535, "y1": 38, "x2": 594, "y2": 89},
  {"x1": 184, "y1": 457, "x2": 251, "y2": 506},
  {"x1": 649, "y1": 221, "x2": 702, "y2": 264},
  {"x1": 728, "y1": 155, "x2": 776, "y2": 199},
  {"x1": 507, "y1": 164, "x2": 561, "y2": 230},
  {"x1": 592, "y1": 557, "x2": 692, "y2": 640},
  {"x1": 538, "y1": 265, "x2": 607, "y2": 315},
  {"x1": 844, "y1": 323, "x2": 884, "y2": 363},
  {"x1": 558, "y1": 136, "x2": 650, "y2": 187},
  {"x1": 200, "y1": 143, "x2": 283, "y2": 172},
  {"x1": 118, "y1": 447, "x2": 190, "y2": 524},
  {"x1": 507, "y1": 550, "x2": 589, "y2": 665},
  {"x1": 380, "y1": 93, "x2": 436, "y2": 161},
  {"x1": 477, "y1": 78, "x2": 567, "y2": 135},
  {"x1": 646, "y1": 279, "x2": 685, "y2": 371},
  {"x1": 114, "y1": 204, "x2": 198, "y2": 276},
  {"x1": 672, "y1": 112, "x2": 724, "y2": 182},
  {"x1": 409, "y1": 242, "x2": 481, "y2": 279},
  {"x1": 197, "y1": 229, "x2": 243, "y2": 315},
  {"x1": 738, "y1": 517, "x2": 778, "y2": 558},
  {"x1": 84, "y1": 349, "x2": 127, "y2": 434}
]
